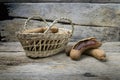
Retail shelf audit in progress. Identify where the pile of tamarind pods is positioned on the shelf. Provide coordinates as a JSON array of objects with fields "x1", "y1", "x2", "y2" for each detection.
[{"x1": 65, "y1": 37, "x2": 106, "y2": 61}]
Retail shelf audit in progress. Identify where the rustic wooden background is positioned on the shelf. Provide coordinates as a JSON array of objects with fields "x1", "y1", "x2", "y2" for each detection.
[
  {"x1": 0, "y1": 3, "x2": 120, "y2": 42},
  {"x1": 0, "y1": 2, "x2": 120, "y2": 80}
]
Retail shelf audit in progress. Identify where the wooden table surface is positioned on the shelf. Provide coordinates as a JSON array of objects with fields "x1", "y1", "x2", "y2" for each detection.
[{"x1": 0, "y1": 42, "x2": 120, "y2": 80}]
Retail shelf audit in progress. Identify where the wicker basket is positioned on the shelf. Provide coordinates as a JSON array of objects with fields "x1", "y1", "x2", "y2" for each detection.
[{"x1": 16, "y1": 16, "x2": 74, "y2": 58}]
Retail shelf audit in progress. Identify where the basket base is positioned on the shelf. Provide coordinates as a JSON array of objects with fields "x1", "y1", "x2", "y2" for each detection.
[{"x1": 25, "y1": 47, "x2": 65, "y2": 58}]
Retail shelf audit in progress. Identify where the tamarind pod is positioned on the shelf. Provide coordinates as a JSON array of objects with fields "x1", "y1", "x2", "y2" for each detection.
[
  {"x1": 42, "y1": 27, "x2": 47, "y2": 32},
  {"x1": 70, "y1": 37, "x2": 102, "y2": 60},
  {"x1": 66, "y1": 44, "x2": 106, "y2": 61},
  {"x1": 23, "y1": 26, "x2": 58, "y2": 33},
  {"x1": 70, "y1": 49, "x2": 82, "y2": 60},
  {"x1": 50, "y1": 26, "x2": 59, "y2": 33},
  {"x1": 75, "y1": 42, "x2": 86, "y2": 50},
  {"x1": 74, "y1": 38, "x2": 102, "y2": 50},
  {"x1": 43, "y1": 26, "x2": 59, "y2": 33},
  {"x1": 85, "y1": 49, "x2": 106, "y2": 61},
  {"x1": 23, "y1": 27, "x2": 44, "y2": 33}
]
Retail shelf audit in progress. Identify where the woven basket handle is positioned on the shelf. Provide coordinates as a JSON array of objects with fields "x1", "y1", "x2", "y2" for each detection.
[
  {"x1": 23, "y1": 16, "x2": 49, "y2": 31},
  {"x1": 44, "y1": 17, "x2": 74, "y2": 36}
]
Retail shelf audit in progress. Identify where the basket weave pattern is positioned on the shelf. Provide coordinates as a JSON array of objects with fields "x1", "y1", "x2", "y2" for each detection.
[{"x1": 17, "y1": 16, "x2": 74, "y2": 58}]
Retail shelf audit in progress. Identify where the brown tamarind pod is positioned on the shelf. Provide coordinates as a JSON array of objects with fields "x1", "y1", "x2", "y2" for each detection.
[
  {"x1": 42, "y1": 26, "x2": 58, "y2": 33},
  {"x1": 42, "y1": 27, "x2": 47, "y2": 32},
  {"x1": 23, "y1": 27, "x2": 44, "y2": 33},
  {"x1": 23, "y1": 26, "x2": 58, "y2": 33},
  {"x1": 70, "y1": 37, "x2": 102, "y2": 60},
  {"x1": 50, "y1": 26, "x2": 59, "y2": 33},
  {"x1": 85, "y1": 49, "x2": 106, "y2": 61}
]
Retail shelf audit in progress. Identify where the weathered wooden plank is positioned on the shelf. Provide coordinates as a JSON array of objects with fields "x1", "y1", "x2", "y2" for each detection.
[
  {"x1": 1, "y1": 0, "x2": 120, "y2": 3},
  {"x1": 91, "y1": 0, "x2": 120, "y2": 3},
  {"x1": 0, "y1": 42, "x2": 24, "y2": 51},
  {"x1": 0, "y1": 53, "x2": 120, "y2": 80},
  {"x1": 1, "y1": 0, "x2": 91, "y2": 3},
  {"x1": 5, "y1": 3, "x2": 120, "y2": 27},
  {"x1": 0, "y1": 42, "x2": 120, "y2": 53},
  {"x1": 1, "y1": 3, "x2": 120, "y2": 42},
  {"x1": 0, "y1": 19, "x2": 119, "y2": 42},
  {"x1": 0, "y1": 42, "x2": 120, "y2": 80}
]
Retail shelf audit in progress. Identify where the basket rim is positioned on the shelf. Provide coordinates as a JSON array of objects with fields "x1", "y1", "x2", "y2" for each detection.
[{"x1": 16, "y1": 28, "x2": 72, "y2": 35}]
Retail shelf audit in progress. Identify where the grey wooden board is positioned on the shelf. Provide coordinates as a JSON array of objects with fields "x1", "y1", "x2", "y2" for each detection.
[
  {"x1": 0, "y1": 42, "x2": 120, "y2": 52},
  {"x1": 1, "y1": 0, "x2": 91, "y2": 2},
  {"x1": 6, "y1": 3, "x2": 120, "y2": 27},
  {"x1": 0, "y1": 42, "x2": 24, "y2": 52},
  {"x1": 0, "y1": 42, "x2": 120, "y2": 80},
  {"x1": 1, "y1": 0, "x2": 120, "y2": 3},
  {"x1": 0, "y1": 19, "x2": 119, "y2": 42},
  {"x1": 91, "y1": 0, "x2": 120, "y2": 3}
]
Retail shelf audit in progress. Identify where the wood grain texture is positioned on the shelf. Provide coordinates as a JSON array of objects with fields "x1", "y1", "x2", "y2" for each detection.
[
  {"x1": 0, "y1": 42, "x2": 120, "y2": 80},
  {"x1": 0, "y1": 19, "x2": 119, "y2": 42},
  {"x1": 1, "y1": 3, "x2": 120, "y2": 42},
  {"x1": 6, "y1": 3, "x2": 120, "y2": 27},
  {"x1": 0, "y1": 42, "x2": 120, "y2": 52},
  {"x1": 1, "y1": 0, "x2": 120, "y2": 3}
]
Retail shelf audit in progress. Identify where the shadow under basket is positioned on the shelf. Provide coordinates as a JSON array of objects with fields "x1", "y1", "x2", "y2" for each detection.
[{"x1": 17, "y1": 29, "x2": 72, "y2": 58}]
